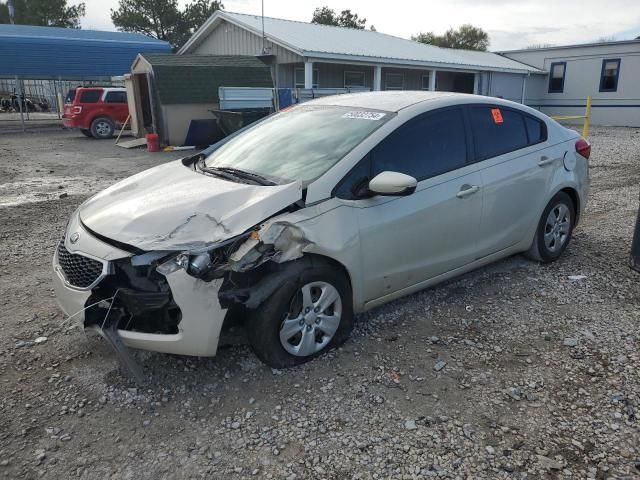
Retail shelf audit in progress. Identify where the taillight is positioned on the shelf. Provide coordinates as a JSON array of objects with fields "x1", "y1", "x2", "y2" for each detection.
[
  {"x1": 72, "y1": 106, "x2": 82, "y2": 114},
  {"x1": 575, "y1": 138, "x2": 591, "y2": 159}
]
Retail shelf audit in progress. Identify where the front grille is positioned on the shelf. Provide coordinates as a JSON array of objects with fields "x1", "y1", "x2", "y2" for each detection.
[{"x1": 57, "y1": 239, "x2": 105, "y2": 289}]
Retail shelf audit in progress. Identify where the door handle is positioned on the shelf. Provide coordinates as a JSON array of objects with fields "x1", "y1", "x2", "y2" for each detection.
[
  {"x1": 456, "y1": 184, "x2": 480, "y2": 198},
  {"x1": 538, "y1": 156, "x2": 555, "y2": 167}
]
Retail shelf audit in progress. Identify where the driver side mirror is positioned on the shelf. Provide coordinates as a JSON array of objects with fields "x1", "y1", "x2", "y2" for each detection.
[{"x1": 368, "y1": 171, "x2": 417, "y2": 197}]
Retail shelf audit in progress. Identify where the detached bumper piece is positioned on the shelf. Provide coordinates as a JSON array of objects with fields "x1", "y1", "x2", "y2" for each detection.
[
  {"x1": 87, "y1": 321, "x2": 144, "y2": 383},
  {"x1": 84, "y1": 283, "x2": 176, "y2": 383}
]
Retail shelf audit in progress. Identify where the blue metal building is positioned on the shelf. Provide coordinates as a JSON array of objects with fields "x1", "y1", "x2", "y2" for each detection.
[{"x1": 0, "y1": 25, "x2": 171, "y2": 80}]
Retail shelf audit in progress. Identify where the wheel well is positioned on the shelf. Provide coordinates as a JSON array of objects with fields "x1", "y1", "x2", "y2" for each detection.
[
  {"x1": 91, "y1": 116, "x2": 113, "y2": 124},
  {"x1": 218, "y1": 253, "x2": 354, "y2": 312},
  {"x1": 560, "y1": 187, "x2": 580, "y2": 224},
  {"x1": 303, "y1": 253, "x2": 353, "y2": 290}
]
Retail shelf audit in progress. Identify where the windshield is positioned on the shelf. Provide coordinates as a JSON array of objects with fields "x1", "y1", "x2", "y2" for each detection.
[{"x1": 204, "y1": 106, "x2": 392, "y2": 183}]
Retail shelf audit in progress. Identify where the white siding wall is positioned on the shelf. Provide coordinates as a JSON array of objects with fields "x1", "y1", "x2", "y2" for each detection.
[
  {"x1": 502, "y1": 43, "x2": 640, "y2": 126},
  {"x1": 193, "y1": 20, "x2": 302, "y2": 65},
  {"x1": 488, "y1": 72, "x2": 526, "y2": 103}
]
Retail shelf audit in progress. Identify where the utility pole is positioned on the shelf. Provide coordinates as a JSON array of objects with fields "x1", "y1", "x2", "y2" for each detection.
[
  {"x1": 8, "y1": 0, "x2": 15, "y2": 24},
  {"x1": 261, "y1": 0, "x2": 266, "y2": 54}
]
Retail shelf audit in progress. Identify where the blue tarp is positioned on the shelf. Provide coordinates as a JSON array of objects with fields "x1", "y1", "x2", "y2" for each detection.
[{"x1": 0, "y1": 25, "x2": 171, "y2": 79}]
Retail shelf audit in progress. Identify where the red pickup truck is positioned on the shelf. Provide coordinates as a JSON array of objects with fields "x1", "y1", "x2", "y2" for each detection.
[{"x1": 63, "y1": 87, "x2": 129, "y2": 139}]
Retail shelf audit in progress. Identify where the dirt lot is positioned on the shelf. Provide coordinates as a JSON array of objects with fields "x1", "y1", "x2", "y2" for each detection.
[{"x1": 0, "y1": 127, "x2": 639, "y2": 479}]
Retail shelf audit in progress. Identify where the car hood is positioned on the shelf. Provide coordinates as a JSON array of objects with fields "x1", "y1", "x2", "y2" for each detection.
[{"x1": 79, "y1": 160, "x2": 303, "y2": 251}]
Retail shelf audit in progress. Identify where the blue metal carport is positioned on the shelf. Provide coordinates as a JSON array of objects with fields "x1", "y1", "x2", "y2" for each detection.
[{"x1": 0, "y1": 25, "x2": 170, "y2": 80}]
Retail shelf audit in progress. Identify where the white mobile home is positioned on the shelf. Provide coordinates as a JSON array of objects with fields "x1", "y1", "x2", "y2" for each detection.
[
  {"x1": 179, "y1": 11, "x2": 541, "y2": 101},
  {"x1": 500, "y1": 40, "x2": 640, "y2": 127}
]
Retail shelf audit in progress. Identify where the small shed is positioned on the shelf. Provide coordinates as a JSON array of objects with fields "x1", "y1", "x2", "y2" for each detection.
[{"x1": 128, "y1": 54, "x2": 274, "y2": 146}]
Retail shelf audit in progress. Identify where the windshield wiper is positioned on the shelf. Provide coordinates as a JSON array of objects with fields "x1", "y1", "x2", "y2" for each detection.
[
  {"x1": 214, "y1": 167, "x2": 276, "y2": 186},
  {"x1": 198, "y1": 165, "x2": 244, "y2": 184},
  {"x1": 197, "y1": 158, "x2": 276, "y2": 186}
]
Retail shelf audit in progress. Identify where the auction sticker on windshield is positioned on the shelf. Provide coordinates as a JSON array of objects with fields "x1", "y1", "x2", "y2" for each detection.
[{"x1": 342, "y1": 111, "x2": 387, "y2": 121}]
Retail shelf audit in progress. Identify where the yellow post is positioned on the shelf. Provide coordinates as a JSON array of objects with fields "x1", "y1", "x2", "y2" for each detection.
[{"x1": 582, "y1": 95, "x2": 592, "y2": 139}]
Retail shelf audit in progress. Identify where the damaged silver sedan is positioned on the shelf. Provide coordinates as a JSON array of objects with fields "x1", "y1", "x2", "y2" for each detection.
[{"x1": 53, "y1": 91, "x2": 589, "y2": 372}]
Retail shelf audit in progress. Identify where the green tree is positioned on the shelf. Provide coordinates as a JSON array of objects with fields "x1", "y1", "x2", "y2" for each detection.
[
  {"x1": 336, "y1": 9, "x2": 365, "y2": 29},
  {"x1": 311, "y1": 6, "x2": 366, "y2": 29},
  {"x1": 111, "y1": 0, "x2": 223, "y2": 49},
  {"x1": 412, "y1": 24, "x2": 489, "y2": 51},
  {"x1": 0, "y1": 0, "x2": 85, "y2": 28},
  {"x1": 311, "y1": 6, "x2": 336, "y2": 25},
  {"x1": 411, "y1": 32, "x2": 437, "y2": 45},
  {"x1": 184, "y1": 0, "x2": 223, "y2": 32}
]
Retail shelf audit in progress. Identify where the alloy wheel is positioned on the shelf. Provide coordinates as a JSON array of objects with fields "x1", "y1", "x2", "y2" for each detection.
[
  {"x1": 544, "y1": 203, "x2": 571, "y2": 253},
  {"x1": 95, "y1": 121, "x2": 111, "y2": 137},
  {"x1": 279, "y1": 281, "x2": 342, "y2": 357}
]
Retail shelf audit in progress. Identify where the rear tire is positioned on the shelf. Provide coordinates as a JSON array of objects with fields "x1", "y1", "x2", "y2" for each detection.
[
  {"x1": 246, "y1": 260, "x2": 354, "y2": 368},
  {"x1": 526, "y1": 192, "x2": 575, "y2": 263},
  {"x1": 90, "y1": 117, "x2": 114, "y2": 139},
  {"x1": 80, "y1": 128, "x2": 93, "y2": 138}
]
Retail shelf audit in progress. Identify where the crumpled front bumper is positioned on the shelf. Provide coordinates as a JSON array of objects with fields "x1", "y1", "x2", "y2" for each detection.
[
  {"x1": 53, "y1": 224, "x2": 228, "y2": 358},
  {"x1": 115, "y1": 271, "x2": 226, "y2": 357}
]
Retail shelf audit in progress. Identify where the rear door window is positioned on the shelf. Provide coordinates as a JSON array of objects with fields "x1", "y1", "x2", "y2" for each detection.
[
  {"x1": 469, "y1": 107, "x2": 529, "y2": 160},
  {"x1": 371, "y1": 108, "x2": 468, "y2": 181},
  {"x1": 104, "y1": 91, "x2": 127, "y2": 103},
  {"x1": 79, "y1": 90, "x2": 101, "y2": 103}
]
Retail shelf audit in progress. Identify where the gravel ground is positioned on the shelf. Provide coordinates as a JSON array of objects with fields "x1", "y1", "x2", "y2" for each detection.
[{"x1": 0, "y1": 127, "x2": 639, "y2": 480}]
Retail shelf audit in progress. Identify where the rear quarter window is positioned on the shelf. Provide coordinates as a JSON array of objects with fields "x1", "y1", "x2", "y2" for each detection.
[
  {"x1": 79, "y1": 90, "x2": 102, "y2": 103},
  {"x1": 104, "y1": 91, "x2": 127, "y2": 103},
  {"x1": 470, "y1": 106, "x2": 529, "y2": 160},
  {"x1": 64, "y1": 89, "x2": 77, "y2": 104},
  {"x1": 524, "y1": 116, "x2": 547, "y2": 145}
]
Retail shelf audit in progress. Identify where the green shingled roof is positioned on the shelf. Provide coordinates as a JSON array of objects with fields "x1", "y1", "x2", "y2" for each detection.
[{"x1": 142, "y1": 54, "x2": 273, "y2": 105}]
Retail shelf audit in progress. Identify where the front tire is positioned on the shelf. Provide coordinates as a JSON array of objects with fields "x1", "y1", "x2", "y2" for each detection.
[
  {"x1": 246, "y1": 260, "x2": 354, "y2": 368},
  {"x1": 80, "y1": 128, "x2": 93, "y2": 138},
  {"x1": 526, "y1": 192, "x2": 575, "y2": 263},
  {"x1": 90, "y1": 117, "x2": 115, "y2": 139}
]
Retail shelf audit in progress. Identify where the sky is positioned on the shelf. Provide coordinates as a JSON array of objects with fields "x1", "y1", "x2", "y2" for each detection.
[{"x1": 80, "y1": 0, "x2": 640, "y2": 51}]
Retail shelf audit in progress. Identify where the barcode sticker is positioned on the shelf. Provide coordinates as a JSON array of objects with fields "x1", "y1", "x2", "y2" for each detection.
[{"x1": 342, "y1": 111, "x2": 387, "y2": 120}]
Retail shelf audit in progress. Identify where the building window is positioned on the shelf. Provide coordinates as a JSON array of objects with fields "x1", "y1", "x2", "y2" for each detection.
[
  {"x1": 295, "y1": 68, "x2": 319, "y2": 89},
  {"x1": 421, "y1": 74, "x2": 431, "y2": 90},
  {"x1": 548, "y1": 62, "x2": 566, "y2": 93},
  {"x1": 599, "y1": 59, "x2": 620, "y2": 92},
  {"x1": 344, "y1": 71, "x2": 366, "y2": 88},
  {"x1": 385, "y1": 73, "x2": 404, "y2": 90}
]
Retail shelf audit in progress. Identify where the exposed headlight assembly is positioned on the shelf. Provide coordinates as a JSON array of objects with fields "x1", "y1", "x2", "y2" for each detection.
[{"x1": 155, "y1": 232, "x2": 252, "y2": 280}]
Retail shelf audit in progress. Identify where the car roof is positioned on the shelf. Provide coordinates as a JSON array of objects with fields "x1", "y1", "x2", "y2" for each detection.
[
  {"x1": 304, "y1": 91, "x2": 530, "y2": 113},
  {"x1": 76, "y1": 87, "x2": 126, "y2": 91}
]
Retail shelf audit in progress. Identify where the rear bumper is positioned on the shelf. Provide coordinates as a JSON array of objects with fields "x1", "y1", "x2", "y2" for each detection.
[{"x1": 62, "y1": 115, "x2": 85, "y2": 129}]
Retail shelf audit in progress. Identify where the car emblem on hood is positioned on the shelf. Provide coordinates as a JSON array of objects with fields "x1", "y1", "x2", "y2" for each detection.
[{"x1": 69, "y1": 232, "x2": 80, "y2": 244}]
